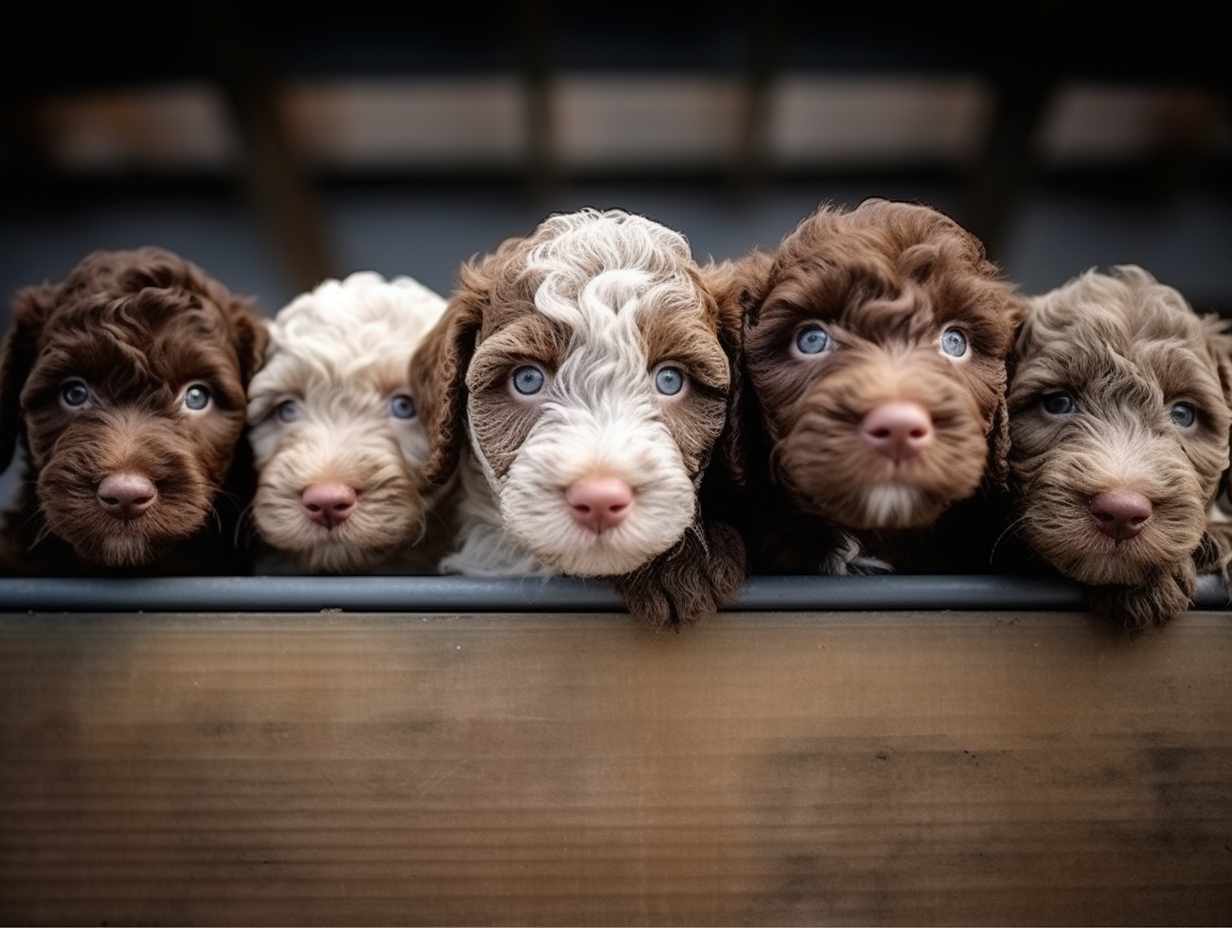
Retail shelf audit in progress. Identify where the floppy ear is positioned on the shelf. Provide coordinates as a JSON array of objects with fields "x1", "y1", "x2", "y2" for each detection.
[
  {"x1": 227, "y1": 299, "x2": 270, "y2": 386},
  {"x1": 982, "y1": 294, "x2": 1028, "y2": 495},
  {"x1": 407, "y1": 263, "x2": 488, "y2": 489},
  {"x1": 701, "y1": 252, "x2": 775, "y2": 487},
  {"x1": 0, "y1": 284, "x2": 57, "y2": 473}
]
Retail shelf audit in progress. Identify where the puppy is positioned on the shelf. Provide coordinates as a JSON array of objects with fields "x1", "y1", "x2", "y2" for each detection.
[
  {"x1": 409, "y1": 208, "x2": 745, "y2": 626},
  {"x1": 0, "y1": 248, "x2": 267, "y2": 573},
  {"x1": 245, "y1": 272, "x2": 449, "y2": 573},
  {"x1": 709, "y1": 199, "x2": 1023, "y2": 571},
  {"x1": 1007, "y1": 266, "x2": 1232, "y2": 627}
]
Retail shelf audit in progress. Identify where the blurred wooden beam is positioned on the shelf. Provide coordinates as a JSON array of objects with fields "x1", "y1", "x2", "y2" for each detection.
[
  {"x1": 960, "y1": 74, "x2": 1056, "y2": 258},
  {"x1": 215, "y1": 45, "x2": 333, "y2": 293}
]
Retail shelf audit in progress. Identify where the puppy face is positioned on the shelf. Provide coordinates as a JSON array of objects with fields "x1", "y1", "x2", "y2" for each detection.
[
  {"x1": 738, "y1": 200, "x2": 1022, "y2": 530},
  {"x1": 0, "y1": 249, "x2": 266, "y2": 567},
  {"x1": 1009, "y1": 266, "x2": 1232, "y2": 586},
  {"x1": 413, "y1": 209, "x2": 731, "y2": 577},
  {"x1": 246, "y1": 274, "x2": 445, "y2": 572}
]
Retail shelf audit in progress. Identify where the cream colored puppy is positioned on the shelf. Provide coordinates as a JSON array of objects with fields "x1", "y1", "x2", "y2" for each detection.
[{"x1": 246, "y1": 272, "x2": 447, "y2": 572}]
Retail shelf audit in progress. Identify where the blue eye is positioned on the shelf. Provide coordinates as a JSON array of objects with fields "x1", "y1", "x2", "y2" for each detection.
[
  {"x1": 389, "y1": 394, "x2": 416, "y2": 419},
  {"x1": 183, "y1": 383, "x2": 212, "y2": 411},
  {"x1": 654, "y1": 365, "x2": 686, "y2": 396},
  {"x1": 940, "y1": 327, "x2": 969, "y2": 358},
  {"x1": 512, "y1": 365, "x2": 546, "y2": 396},
  {"x1": 275, "y1": 399, "x2": 301, "y2": 423},
  {"x1": 60, "y1": 379, "x2": 90, "y2": 408},
  {"x1": 795, "y1": 324, "x2": 830, "y2": 356},
  {"x1": 1042, "y1": 391, "x2": 1077, "y2": 416},
  {"x1": 1170, "y1": 402, "x2": 1197, "y2": 428}
]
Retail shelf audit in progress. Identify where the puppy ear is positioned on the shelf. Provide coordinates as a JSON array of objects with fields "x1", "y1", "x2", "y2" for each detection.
[
  {"x1": 227, "y1": 299, "x2": 270, "y2": 386},
  {"x1": 0, "y1": 284, "x2": 57, "y2": 472},
  {"x1": 408, "y1": 263, "x2": 488, "y2": 489},
  {"x1": 982, "y1": 294, "x2": 1028, "y2": 495},
  {"x1": 984, "y1": 393, "x2": 1011, "y2": 493}
]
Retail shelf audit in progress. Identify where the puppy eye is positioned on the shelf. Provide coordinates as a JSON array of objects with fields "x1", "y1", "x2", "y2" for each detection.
[
  {"x1": 182, "y1": 383, "x2": 212, "y2": 412},
  {"x1": 389, "y1": 394, "x2": 416, "y2": 419},
  {"x1": 1170, "y1": 401, "x2": 1197, "y2": 429},
  {"x1": 60, "y1": 379, "x2": 91, "y2": 409},
  {"x1": 939, "y1": 326, "x2": 969, "y2": 359},
  {"x1": 1041, "y1": 391, "x2": 1077, "y2": 416},
  {"x1": 511, "y1": 364, "x2": 547, "y2": 397},
  {"x1": 794, "y1": 323, "x2": 831, "y2": 356},
  {"x1": 275, "y1": 399, "x2": 301, "y2": 423},
  {"x1": 653, "y1": 364, "x2": 687, "y2": 397}
]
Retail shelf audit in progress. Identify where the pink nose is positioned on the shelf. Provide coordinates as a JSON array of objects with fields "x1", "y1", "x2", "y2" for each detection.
[
  {"x1": 565, "y1": 477, "x2": 633, "y2": 533},
  {"x1": 1090, "y1": 489, "x2": 1152, "y2": 541},
  {"x1": 861, "y1": 401, "x2": 934, "y2": 462},
  {"x1": 97, "y1": 472, "x2": 158, "y2": 520},
  {"x1": 301, "y1": 482, "x2": 358, "y2": 528}
]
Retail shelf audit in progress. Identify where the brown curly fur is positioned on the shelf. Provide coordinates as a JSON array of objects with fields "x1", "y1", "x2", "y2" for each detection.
[
  {"x1": 1006, "y1": 266, "x2": 1232, "y2": 627},
  {"x1": 0, "y1": 248, "x2": 268, "y2": 574},
  {"x1": 706, "y1": 199, "x2": 1023, "y2": 572},
  {"x1": 408, "y1": 218, "x2": 746, "y2": 628}
]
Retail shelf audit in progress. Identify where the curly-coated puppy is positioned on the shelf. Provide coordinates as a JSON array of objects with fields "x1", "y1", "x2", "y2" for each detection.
[
  {"x1": 708, "y1": 199, "x2": 1023, "y2": 571},
  {"x1": 0, "y1": 248, "x2": 267, "y2": 572},
  {"x1": 1007, "y1": 266, "x2": 1232, "y2": 627},
  {"x1": 409, "y1": 208, "x2": 745, "y2": 626},
  {"x1": 246, "y1": 272, "x2": 448, "y2": 573}
]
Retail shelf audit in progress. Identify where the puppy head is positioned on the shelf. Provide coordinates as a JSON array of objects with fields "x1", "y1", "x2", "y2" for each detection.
[
  {"x1": 735, "y1": 199, "x2": 1022, "y2": 530},
  {"x1": 246, "y1": 273, "x2": 445, "y2": 572},
  {"x1": 410, "y1": 209, "x2": 732, "y2": 576},
  {"x1": 0, "y1": 248, "x2": 267, "y2": 567},
  {"x1": 1009, "y1": 266, "x2": 1232, "y2": 585}
]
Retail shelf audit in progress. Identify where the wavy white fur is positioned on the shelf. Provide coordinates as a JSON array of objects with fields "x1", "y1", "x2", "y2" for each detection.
[
  {"x1": 247, "y1": 272, "x2": 446, "y2": 572},
  {"x1": 445, "y1": 210, "x2": 703, "y2": 577}
]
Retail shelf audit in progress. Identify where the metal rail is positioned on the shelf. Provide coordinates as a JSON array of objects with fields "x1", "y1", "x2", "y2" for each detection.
[{"x1": 0, "y1": 575, "x2": 1228, "y2": 613}]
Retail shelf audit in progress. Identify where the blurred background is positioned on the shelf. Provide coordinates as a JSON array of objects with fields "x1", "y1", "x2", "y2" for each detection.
[{"x1": 2, "y1": 4, "x2": 1229, "y2": 497}]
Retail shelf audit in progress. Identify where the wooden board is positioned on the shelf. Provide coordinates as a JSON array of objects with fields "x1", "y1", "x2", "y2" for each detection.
[{"x1": 1, "y1": 610, "x2": 1230, "y2": 926}]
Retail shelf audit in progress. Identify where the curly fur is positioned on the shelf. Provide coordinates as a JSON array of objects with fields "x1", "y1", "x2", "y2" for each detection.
[
  {"x1": 1008, "y1": 266, "x2": 1232, "y2": 627},
  {"x1": 707, "y1": 199, "x2": 1023, "y2": 572},
  {"x1": 246, "y1": 272, "x2": 449, "y2": 573},
  {"x1": 0, "y1": 248, "x2": 267, "y2": 573},
  {"x1": 409, "y1": 208, "x2": 746, "y2": 626}
]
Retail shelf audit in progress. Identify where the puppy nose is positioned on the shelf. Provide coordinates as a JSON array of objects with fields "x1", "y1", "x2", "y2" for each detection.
[
  {"x1": 565, "y1": 477, "x2": 633, "y2": 533},
  {"x1": 97, "y1": 472, "x2": 157, "y2": 520},
  {"x1": 861, "y1": 401, "x2": 934, "y2": 462},
  {"x1": 301, "y1": 483, "x2": 358, "y2": 528},
  {"x1": 1090, "y1": 490, "x2": 1153, "y2": 541}
]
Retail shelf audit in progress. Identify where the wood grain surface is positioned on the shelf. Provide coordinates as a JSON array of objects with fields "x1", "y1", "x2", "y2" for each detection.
[{"x1": 1, "y1": 610, "x2": 1230, "y2": 926}]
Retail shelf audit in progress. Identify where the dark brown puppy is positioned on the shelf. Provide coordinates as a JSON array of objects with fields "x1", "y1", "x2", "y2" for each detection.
[
  {"x1": 709, "y1": 199, "x2": 1023, "y2": 571},
  {"x1": 0, "y1": 248, "x2": 267, "y2": 573},
  {"x1": 1007, "y1": 266, "x2": 1232, "y2": 627}
]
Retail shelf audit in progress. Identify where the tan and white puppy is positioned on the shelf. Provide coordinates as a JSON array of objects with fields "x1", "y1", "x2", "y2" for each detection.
[
  {"x1": 246, "y1": 272, "x2": 447, "y2": 572},
  {"x1": 410, "y1": 209, "x2": 745, "y2": 626}
]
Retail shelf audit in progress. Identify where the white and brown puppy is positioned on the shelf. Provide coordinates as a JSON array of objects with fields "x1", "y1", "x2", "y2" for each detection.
[
  {"x1": 409, "y1": 209, "x2": 745, "y2": 626},
  {"x1": 246, "y1": 272, "x2": 447, "y2": 572}
]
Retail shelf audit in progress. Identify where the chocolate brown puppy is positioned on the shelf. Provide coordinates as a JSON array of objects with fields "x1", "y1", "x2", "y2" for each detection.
[
  {"x1": 0, "y1": 248, "x2": 267, "y2": 573},
  {"x1": 709, "y1": 199, "x2": 1023, "y2": 571}
]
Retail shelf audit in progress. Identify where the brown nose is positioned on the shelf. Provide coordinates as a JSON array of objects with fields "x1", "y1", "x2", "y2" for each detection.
[
  {"x1": 1090, "y1": 490, "x2": 1153, "y2": 541},
  {"x1": 97, "y1": 472, "x2": 158, "y2": 520},
  {"x1": 565, "y1": 477, "x2": 633, "y2": 533},
  {"x1": 301, "y1": 483, "x2": 358, "y2": 528},
  {"x1": 861, "y1": 401, "x2": 934, "y2": 462}
]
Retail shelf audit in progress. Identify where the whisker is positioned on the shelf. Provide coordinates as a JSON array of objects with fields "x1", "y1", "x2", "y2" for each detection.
[{"x1": 988, "y1": 514, "x2": 1028, "y2": 567}]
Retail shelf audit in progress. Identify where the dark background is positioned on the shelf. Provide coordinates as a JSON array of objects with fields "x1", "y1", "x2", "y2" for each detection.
[{"x1": 3, "y1": 3, "x2": 1229, "y2": 501}]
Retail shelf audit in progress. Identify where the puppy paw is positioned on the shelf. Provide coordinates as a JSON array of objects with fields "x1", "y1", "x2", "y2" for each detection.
[
  {"x1": 615, "y1": 521, "x2": 747, "y2": 629},
  {"x1": 1089, "y1": 561, "x2": 1197, "y2": 629}
]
